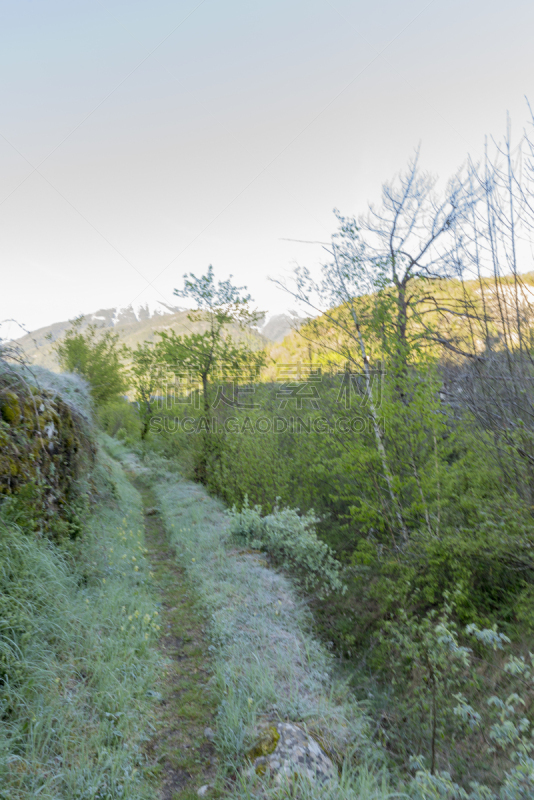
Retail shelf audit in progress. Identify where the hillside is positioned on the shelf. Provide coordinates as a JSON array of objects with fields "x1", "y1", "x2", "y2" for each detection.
[
  {"x1": 14, "y1": 304, "x2": 305, "y2": 372},
  {"x1": 265, "y1": 272, "x2": 534, "y2": 375}
]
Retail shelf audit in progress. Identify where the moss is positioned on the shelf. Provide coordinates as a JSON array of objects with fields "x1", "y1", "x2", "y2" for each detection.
[
  {"x1": 1, "y1": 392, "x2": 21, "y2": 425},
  {"x1": 0, "y1": 376, "x2": 96, "y2": 541},
  {"x1": 247, "y1": 725, "x2": 280, "y2": 773}
]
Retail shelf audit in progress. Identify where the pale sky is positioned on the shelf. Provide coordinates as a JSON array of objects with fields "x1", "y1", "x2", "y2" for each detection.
[{"x1": 2, "y1": 0, "x2": 534, "y2": 334}]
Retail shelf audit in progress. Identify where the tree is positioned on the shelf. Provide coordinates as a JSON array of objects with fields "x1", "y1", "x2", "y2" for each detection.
[
  {"x1": 330, "y1": 153, "x2": 479, "y2": 370},
  {"x1": 441, "y1": 109, "x2": 534, "y2": 505},
  {"x1": 272, "y1": 156, "x2": 476, "y2": 544},
  {"x1": 157, "y1": 266, "x2": 265, "y2": 480},
  {"x1": 124, "y1": 341, "x2": 164, "y2": 439},
  {"x1": 158, "y1": 266, "x2": 264, "y2": 411},
  {"x1": 52, "y1": 317, "x2": 128, "y2": 407}
]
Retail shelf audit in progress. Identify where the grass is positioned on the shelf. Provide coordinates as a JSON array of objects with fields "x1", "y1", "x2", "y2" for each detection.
[
  {"x1": 0, "y1": 414, "x2": 408, "y2": 799},
  {"x1": 129, "y1": 449, "x2": 402, "y2": 799},
  {"x1": 133, "y1": 473, "x2": 221, "y2": 800},
  {"x1": 0, "y1": 437, "x2": 161, "y2": 799}
]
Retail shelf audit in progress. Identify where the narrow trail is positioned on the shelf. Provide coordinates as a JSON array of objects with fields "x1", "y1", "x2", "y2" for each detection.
[{"x1": 132, "y1": 474, "x2": 219, "y2": 800}]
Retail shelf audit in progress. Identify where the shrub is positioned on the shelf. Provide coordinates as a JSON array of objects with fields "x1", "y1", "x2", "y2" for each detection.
[
  {"x1": 52, "y1": 317, "x2": 128, "y2": 406},
  {"x1": 227, "y1": 498, "x2": 345, "y2": 596},
  {"x1": 98, "y1": 398, "x2": 142, "y2": 442}
]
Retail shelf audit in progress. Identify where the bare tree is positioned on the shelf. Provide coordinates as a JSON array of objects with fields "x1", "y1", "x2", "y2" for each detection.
[{"x1": 441, "y1": 112, "x2": 534, "y2": 501}]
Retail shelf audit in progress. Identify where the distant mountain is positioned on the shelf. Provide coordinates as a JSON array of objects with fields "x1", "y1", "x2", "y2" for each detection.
[
  {"x1": 254, "y1": 310, "x2": 305, "y2": 342},
  {"x1": 14, "y1": 304, "x2": 305, "y2": 371}
]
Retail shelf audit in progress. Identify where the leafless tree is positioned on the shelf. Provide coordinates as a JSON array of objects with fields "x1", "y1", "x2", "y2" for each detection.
[{"x1": 442, "y1": 109, "x2": 534, "y2": 501}]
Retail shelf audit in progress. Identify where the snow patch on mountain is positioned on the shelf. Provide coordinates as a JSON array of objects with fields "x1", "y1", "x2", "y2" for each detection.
[
  {"x1": 86, "y1": 301, "x2": 183, "y2": 328},
  {"x1": 254, "y1": 309, "x2": 306, "y2": 342}
]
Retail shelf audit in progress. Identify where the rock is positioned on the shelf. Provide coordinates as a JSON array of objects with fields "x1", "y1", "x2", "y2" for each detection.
[
  {"x1": 145, "y1": 507, "x2": 159, "y2": 516},
  {"x1": 204, "y1": 726, "x2": 215, "y2": 740},
  {"x1": 246, "y1": 721, "x2": 337, "y2": 786},
  {"x1": 197, "y1": 785, "x2": 211, "y2": 797}
]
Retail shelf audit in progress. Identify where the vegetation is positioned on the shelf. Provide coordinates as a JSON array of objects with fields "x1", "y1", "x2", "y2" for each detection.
[
  {"x1": 97, "y1": 396, "x2": 143, "y2": 442},
  {"x1": 125, "y1": 115, "x2": 534, "y2": 792},
  {"x1": 52, "y1": 316, "x2": 128, "y2": 406},
  {"x1": 10, "y1": 111, "x2": 534, "y2": 797},
  {"x1": 124, "y1": 341, "x2": 163, "y2": 438},
  {"x1": 149, "y1": 450, "x2": 380, "y2": 795},
  {"x1": 227, "y1": 499, "x2": 344, "y2": 596},
  {"x1": 157, "y1": 266, "x2": 265, "y2": 481},
  {"x1": 0, "y1": 362, "x2": 161, "y2": 798},
  {"x1": 158, "y1": 266, "x2": 265, "y2": 413}
]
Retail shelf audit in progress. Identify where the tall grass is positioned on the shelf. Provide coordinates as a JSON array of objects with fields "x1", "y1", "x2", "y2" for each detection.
[{"x1": 0, "y1": 439, "x2": 161, "y2": 799}]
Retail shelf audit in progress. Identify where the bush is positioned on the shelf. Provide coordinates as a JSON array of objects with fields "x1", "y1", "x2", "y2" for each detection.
[
  {"x1": 52, "y1": 317, "x2": 128, "y2": 406},
  {"x1": 98, "y1": 398, "x2": 142, "y2": 442},
  {"x1": 227, "y1": 498, "x2": 345, "y2": 596}
]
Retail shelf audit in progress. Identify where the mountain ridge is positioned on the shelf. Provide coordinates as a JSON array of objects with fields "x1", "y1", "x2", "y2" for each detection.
[{"x1": 13, "y1": 304, "x2": 305, "y2": 371}]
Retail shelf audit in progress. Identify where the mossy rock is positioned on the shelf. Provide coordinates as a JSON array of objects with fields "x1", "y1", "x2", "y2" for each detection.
[
  {"x1": 1, "y1": 392, "x2": 21, "y2": 425},
  {"x1": 247, "y1": 725, "x2": 280, "y2": 772},
  {"x1": 0, "y1": 376, "x2": 95, "y2": 541}
]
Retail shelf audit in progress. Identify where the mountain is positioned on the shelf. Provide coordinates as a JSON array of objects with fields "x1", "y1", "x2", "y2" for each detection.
[
  {"x1": 13, "y1": 304, "x2": 305, "y2": 371},
  {"x1": 254, "y1": 310, "x2": 305, "y2": 342}
]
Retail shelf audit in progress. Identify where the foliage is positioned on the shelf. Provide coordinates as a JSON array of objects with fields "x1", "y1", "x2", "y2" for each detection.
[
  {"x1": 147, "y1": 294, "x2": 534, "y2": 788},
  {"x1": 227, "y1": 498, "x2": 345, "y2": 596},
  {"x1": 12, "y1": 122, "x2": 534, "y2": 796},
  {"x1": 158, "y1": 265, "x2": 264, "y2": 409},
  {"x1": 157, "y1": 266, "x2": 266, "y2": 481},
  {"x1": 52, "y1": 317, "x2": 128, "y2": 406},
  {"x1": 97, "y1": 397, "x2": 142, "y2": 442},
  {"x1": 399, "y1": 618, "x2": 534, "y2": 799},
  {"x1": 123, "y1": 341, "x2": 163, "y2": 438},
  {"x1": 378, "y1": 598, "x2": 476, "y2": 776}
]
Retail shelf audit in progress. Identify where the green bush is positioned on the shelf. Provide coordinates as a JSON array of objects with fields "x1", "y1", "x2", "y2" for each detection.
[
  {"x1": 227, "y1": 498, "x2": 345, "y2": 596},
  {"x1": 52, "y1": 317, "x2": 128, "y2": 406},
  {"x1": 97, "y1": 398, "x2": 142, "y2": 442},
  {"x1": 380, "y1": 606, "x2": 534, "y2": 798}
]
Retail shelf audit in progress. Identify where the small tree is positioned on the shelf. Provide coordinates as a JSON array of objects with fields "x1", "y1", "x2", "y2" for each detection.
[
  {"x1": 158, "y1": 266, "x2": 265, "y2": 480},
  {"x1": 52, "y1": 318, "x2": 128, "y2": 407},
  {"x1": 158, "y1": 266, "x2": 264, "y2": 410},
  {"x1": 124, "y1": 341, "x2": 164, "y2": 439}
]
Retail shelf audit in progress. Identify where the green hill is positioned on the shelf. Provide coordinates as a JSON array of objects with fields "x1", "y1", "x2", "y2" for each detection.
[{"x1": 265, "y1": 272, "x2": 534, "y2": 375}]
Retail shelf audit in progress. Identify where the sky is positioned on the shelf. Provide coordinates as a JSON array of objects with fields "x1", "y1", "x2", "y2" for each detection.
[{"x1": 2, "y1": 0, "x2": 534, "y2": 335}]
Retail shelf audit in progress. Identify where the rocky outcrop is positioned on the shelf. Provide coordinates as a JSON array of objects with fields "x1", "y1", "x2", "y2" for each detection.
[{"x1": 0, "y1": 363, "x2": 95, "y2": 540}]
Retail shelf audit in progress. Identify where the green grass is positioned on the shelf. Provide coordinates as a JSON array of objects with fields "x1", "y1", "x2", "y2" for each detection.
[
  {"x1": 0, "y1": 420, "x2": 407, "y2": 799},
  {"x1": 134, "y1": 474, "x2": 221, "y2": 799},
  {"x1": 133, "y1": 450, "x2": 400, "y2": 799},
  {"x1": 0, "y1": 437, "x2": 161, "y2": 799}
]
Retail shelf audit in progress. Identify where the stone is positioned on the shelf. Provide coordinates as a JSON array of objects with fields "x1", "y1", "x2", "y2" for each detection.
[
  {"x1": 197, "y1": 785, "x2": 211, "y2": 797},
  {"x1": 204, "y1": 726, "x2": 215, "y2": 740},
  {"x1": 247, "y1": 721, "x2": 337, "y2": 786}
]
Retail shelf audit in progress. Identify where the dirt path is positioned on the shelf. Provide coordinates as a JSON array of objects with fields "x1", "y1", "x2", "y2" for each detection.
[{"x1": 132, "y1": 475, "x2": 220, "y2": 800}]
